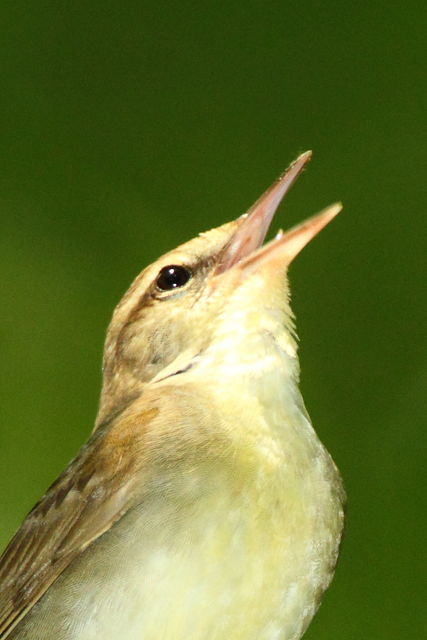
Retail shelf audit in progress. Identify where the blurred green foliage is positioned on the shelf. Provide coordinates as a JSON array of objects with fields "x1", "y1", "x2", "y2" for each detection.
[{"x1": 0, "y1": 2, "x2": 425, "y2": 638}]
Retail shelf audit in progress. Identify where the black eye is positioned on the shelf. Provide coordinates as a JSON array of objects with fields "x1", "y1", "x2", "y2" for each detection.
[{"x1": 156, "y1": 265, "x2": 191, "y2": 291}]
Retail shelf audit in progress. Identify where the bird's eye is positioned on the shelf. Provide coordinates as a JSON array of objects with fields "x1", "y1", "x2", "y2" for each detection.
[{"x1": 156, "y1": 265, "x2": 191, "y2": 291}]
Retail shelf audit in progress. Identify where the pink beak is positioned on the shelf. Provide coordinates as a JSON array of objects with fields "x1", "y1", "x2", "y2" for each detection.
[{"x1": 215, "y1": 151, "x2": 342, "y2": 274}]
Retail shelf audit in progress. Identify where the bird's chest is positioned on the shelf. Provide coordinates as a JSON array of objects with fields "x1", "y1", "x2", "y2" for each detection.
[
  {"x1": 45, "y1": 394, "x2": 341, "y2": 640},
  {"x1": 65, "y1": 467, "x2": 330, "y2": 640},
  {"x1": 20, "y1": 346, "x2": 343, "y2": 640}
]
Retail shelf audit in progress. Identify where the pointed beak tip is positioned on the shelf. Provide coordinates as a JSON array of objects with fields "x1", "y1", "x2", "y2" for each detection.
[
  {"x1": 299, "y1": 149, "x2": 313, "y2": 162},
  {"x1": 277, "y1": 150, "x2": 312, "y2": 183},
  {"x1": 304, "y1": 201, "x2": 343, "y2": 239},
  {"x1": 326, "y1": 201, "x2": 343, "y2": 221}
]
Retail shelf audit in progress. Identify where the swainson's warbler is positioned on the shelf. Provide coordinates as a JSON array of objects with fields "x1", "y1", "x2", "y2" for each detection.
[{"x1": 0, "y1": 151, "x2": 345, "y2": 640}]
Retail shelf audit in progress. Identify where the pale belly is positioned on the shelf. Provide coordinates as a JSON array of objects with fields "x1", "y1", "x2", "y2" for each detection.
[{"x1": 12, "y1": 425, "x2": 344, "y2": 640}]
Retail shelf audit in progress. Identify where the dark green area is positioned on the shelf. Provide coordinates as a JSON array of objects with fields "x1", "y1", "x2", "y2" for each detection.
[{"x1": 1, "y1": 2, "x2": 425, "y2": 637}]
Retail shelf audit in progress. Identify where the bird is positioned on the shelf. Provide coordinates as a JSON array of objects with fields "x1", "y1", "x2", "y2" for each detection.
[{"x1": 0, "y1": 151, "x2": 345, "y2": 640}]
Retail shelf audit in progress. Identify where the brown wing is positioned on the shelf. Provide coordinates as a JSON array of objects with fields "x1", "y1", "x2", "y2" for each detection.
[{"x1": 0, "y1": 406, "x2": 158, "y2": 639}]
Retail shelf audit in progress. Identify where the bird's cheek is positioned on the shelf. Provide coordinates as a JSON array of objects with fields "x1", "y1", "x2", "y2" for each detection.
[{"x1": 118, "y1": 321, "x2": 178, "y2": 382}]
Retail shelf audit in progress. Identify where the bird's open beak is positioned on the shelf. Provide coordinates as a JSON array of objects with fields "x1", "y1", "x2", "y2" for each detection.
[{"x1": 214, "y1": 151, "x2": 342, "y2": 276}]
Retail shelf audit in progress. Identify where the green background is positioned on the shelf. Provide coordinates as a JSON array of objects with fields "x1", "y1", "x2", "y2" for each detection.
[{"x1": 1, "y1": 2, "x2": 425, "y2": 638}]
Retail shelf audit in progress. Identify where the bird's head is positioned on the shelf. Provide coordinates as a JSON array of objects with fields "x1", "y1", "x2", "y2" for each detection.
[{"x1": 97, "y1": 152, "x2": 341, "y2": 426}]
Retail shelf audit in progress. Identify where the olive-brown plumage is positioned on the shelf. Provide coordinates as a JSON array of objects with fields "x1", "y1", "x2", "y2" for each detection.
[{"x1": 0, "y1": 152, "x2": 345, "y2": 640}]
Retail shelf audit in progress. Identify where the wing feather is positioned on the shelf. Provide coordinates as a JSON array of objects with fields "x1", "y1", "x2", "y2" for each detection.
[{"x1": 0, "y1": 406, "x2": 158, "y2": 639}]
